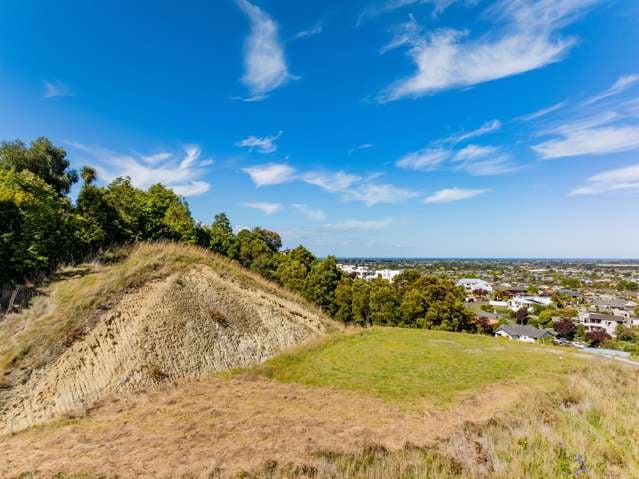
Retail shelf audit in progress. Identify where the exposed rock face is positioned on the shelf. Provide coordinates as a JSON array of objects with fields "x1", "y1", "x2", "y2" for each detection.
[{"x1": 0, "y1": 266, "x2": 327, "y2": 433}]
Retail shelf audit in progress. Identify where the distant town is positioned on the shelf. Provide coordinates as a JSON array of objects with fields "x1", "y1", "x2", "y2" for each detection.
[{"x1": 338, "y1": 258, "x2": 639, "y2": 358}]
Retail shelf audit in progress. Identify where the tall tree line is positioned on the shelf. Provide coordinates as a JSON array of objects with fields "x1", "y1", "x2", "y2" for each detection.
[{"x1": 0, "y1": 137, "x2": 477, "y2": 332}]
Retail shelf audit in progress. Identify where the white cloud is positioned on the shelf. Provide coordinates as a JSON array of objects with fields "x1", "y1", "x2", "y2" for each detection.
[
  {"x1": 396, "y1": 120, "x2": 516, "y2": 176},
  {"x1": 358, "y1": 0, "x2": 465, "y2": 26},
  {"x1": 294, "y1": 23, "x2": 322, "y2": 39},
  {"x1": 43, "y1": 81, "x2": 72, "y2": 98},
  {"x1": 302, "y1": 171, "x2": 362, "y2": 192},
  {"x1": 235, "y1": 131, "x2": 282, "y2": 154},
  {"x1": 452, "y1": 145, "x2": 518, "y2": 175},
  {"x1": 292, "y1": 203, "x2": 327, "y2": 221},
  {"x1": 453, "y1": 144, "x2": 499, "y2": 161},
  {"x1": 424, "y1": 187, "x2": 488, "y2": 203},
  {"x1": 344, "y1": 183, "x2": 419, "y2": 207},
  {"x1": 583, "y1": 74, "x2": 639, "y2": 105},
  {"x1": 533, "y1": 116, "x2": 639, "y2": 160},
  {"x1": 569, "y1": 163, "x2": 639, "y2": 196},
  {"x1": 439, "y1": 119, "x2": 502, "y2": 145},
  {"x1": 324, "y1": 218, "x2": 392, "y2": 231},
  {"x1": 348, "y1": 143, "x2": 375, "y2": 155},
  {"x1": 65, "y1": 142, "x2": 212, "y2": 197},
  {"x1": 396, "y1": 148, "x2": 449, "y2": 171},
  {"x1": 242, "y1": 163, "x2": 296, "y2": 186},
  {"x1": 378, "y1": 0, "x2": 599, "y2": 101},
  {"x1": 243, "y1": 202, "x2": 283, "y2": 215},
  {"x1": 236, "y1": 0, "x2": 294, "y2": 100},
  {"x1": 518, "y1": 101, "x2": 565, "y2": 122}
]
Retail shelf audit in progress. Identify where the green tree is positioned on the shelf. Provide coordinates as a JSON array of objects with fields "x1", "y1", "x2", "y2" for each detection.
[
  {"x1": 209, "y1": 213, "x2": 239, "y2": 259},
  {"x1": 422, "y1": 299, "x2": 475, "y2": 332},
  {"x1": 334, "y1": 278, "x2": 353, "y2": 323},
  {"x1": 303, "y1": 256, "x2": 341, "y2": 315},
  {"x1": 0, "y1": 169, "x2": 74, "y2": 282},
  {"x1": 351, "y1": 279, "x2": 371, "y2": 326},
  {"x1": 369, "y1": 278, "x2": 400, "y2": 326},
  {"x1": 0, "y1": 137, "x2": 78, "y2": 195}
]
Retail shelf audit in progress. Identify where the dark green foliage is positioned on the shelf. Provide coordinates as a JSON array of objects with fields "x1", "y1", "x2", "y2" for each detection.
[
  {"x1": 303, "y1": 256, "x2": 341, "y2": 316},
  {"x1": 0, "y1": 137, "x2": 78, "y2": 195}
]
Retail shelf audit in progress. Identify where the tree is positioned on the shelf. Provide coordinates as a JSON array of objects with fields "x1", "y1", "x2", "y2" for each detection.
[
  {"x1": 515, "y1": 306, "x2": 529, "y2": 325},
  {"x1": 615, "y1": 324, "x2": 637, "y2": 342},
  {"x1": 422, "y1": 299, "x2": 475, "y2": 332},
  {"x1": 209, "y1": 213, "x2": 239, "y2": 258},
  {"x1": 476, "y1": 316, "x2": 495, "y2": 335},
  {"x1": 553, "y1": 319, "x2": 577, "y2": 340},
  {"x1": 399, "y1": 288, "x2": 428, "y2": 327},
  {"x1": 334, "y1": 278, "x2": 353, "y2": 323},
  {"x1": 303, "y1": 256, "x2": 341, "y2": 315},
  {"x1": 0, "y1": 169, "x2": 75, "y2": 282},
  {"x1": 369, "y1": 277, "x2": 400, "y2": 326},
  {"x1": 585, "y1": 330, "x2": 611, "y2": 347},
  {"x1": 0, "y1": 137, "x2": 78, "y2": 195},
  {"x1": 351, "y1": 279, "x2": 371, "y2": 326},
  {"x1": 80, "y1": 166, "x2": 97, "y2": 186}
]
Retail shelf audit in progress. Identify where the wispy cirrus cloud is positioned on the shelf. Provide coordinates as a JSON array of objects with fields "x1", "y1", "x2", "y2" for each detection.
[
  {"x1": 378, "y1": 0, "x2": 599, "y2": 102},
  {"x1": 236, "y1": 0, "x2": 295, "y2": 101},
  {"x1": 304, "y1": 171, "x2": 417, "y2": 206},
  {"x1": 292, "y1": 203, "x2": 327, "y2": 221},
  {"x1": 66, "y1": 142, "x2": 212, "y2": 196},
  {"x1": 242, "y1": 162, "x2": 296, "y2": 186},
  {"x1": 243, "y1": 202, "x2": 283, "y2": 214},
  {"x1": 324, "y1": 218, "x2": 392, "y2": 231},
  {"x1": 517, "y1": 101, "x2": 565, "y2": 122},
  {"x1": 302, "y1": 171, "x2": 362, "y2": 193},
  {"x1": 452, "y1": 145, "x2": 519, "y2": 175},
  {"x1": 293, "y1": 23, "x2": 322, "y2": 39},
  {"x1": 583, "y1": 73, "x2": 639, "y2": 106},
  {"x1": 348, "y1": 143, "x2": 375, "y2": 155},
  {"x1": 235, "y1": 131, "x2": 282, "y2": 153},
  {"x1": 396, "y1": 148, "x2": 449, "y2": 171},
  {"x1": 439, "y1": 119, "x2": 502, "y2": 145},
  {"x1": 43, "y1": 81, "x2": 72, "y2": 98},
  {"x1": 243, "y1": 164, "x2": 417, "y2": 207},
  {"x1": 569, "y1": 163, "x2": 639, "y2": 196},
  {"x1": 532, "y1": 112, "x2": 639, "y2": 159},
  {"x1": 358, "y1": 0, "x2": 467, "y2": 26},
  {"x1": 396, "y1": 119, "x2": 517, "y2": 175},
  {"x1": 425, "y1": 187, "x2": 489, "y2": 203}
]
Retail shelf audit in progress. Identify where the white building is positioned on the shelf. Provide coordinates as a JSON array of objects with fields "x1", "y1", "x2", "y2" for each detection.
[
  {"x1": 337, "y1": 264, "x2": 403, "y2": 282},
  {"x1": 508, "y1": 295, "x2": 553, "y2": 312},
  {"x1": 577, "y1": 312, "x2": 639, "y2": 337},
  {"x1": 456, "y1": 278, "x2": 493, "y2": 293}
]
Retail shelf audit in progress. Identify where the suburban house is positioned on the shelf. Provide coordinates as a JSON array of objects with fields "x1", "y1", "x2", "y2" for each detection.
[
  {"x1": 495, "y1": 324, "x2": 554, "y2": 343},
  {"x1": 337, "y1": 264, "x2": 403, "y2": 282},
  {"x1": 508, "y1": 295, "x2": 553, "y2": 312},
  {"x1": 577, "y1": 312, "x2": 639, "y2": 337},
  {"x1": 456, "y1": 278, "x2": 493, "y2": 294}
]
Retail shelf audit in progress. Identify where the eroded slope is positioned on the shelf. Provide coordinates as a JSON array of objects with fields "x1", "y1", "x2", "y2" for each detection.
[{"x1": 0, "y1": 244, "x2": 331, "y2": 433}]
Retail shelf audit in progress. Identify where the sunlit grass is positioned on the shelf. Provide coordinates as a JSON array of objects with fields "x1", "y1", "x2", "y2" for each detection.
[{"x1": 243, "y1": 327, "x2": 583, "y2": 407}]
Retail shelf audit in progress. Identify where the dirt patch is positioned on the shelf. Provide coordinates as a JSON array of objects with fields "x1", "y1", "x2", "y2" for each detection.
[
  {"x1": 0, "y1": 376, "x2": 536, "y2": 478},
  {"x1": 0, "y1": 265, "x2": 330, "y2": 434}
]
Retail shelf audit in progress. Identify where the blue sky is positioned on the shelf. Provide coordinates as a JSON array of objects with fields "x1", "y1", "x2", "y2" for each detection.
[{"x1": 1, "y1": 0, "x2": 638, "y2": 258}]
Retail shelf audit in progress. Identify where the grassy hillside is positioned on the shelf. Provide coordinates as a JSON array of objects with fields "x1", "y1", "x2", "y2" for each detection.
[
  {"x1": 242, "y1": 328, "x2": 582, "y2": 407},
  {"x1": 4, "y1": 328, "x2": 637, "y2": 478}
]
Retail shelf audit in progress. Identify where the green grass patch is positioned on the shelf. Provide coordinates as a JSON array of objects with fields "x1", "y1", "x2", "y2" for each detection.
[{"x1": 246, "y1": 328, "x2": 583, "y2": 407}]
